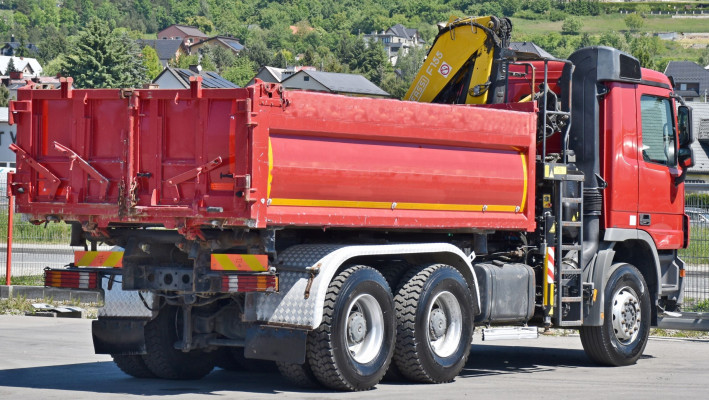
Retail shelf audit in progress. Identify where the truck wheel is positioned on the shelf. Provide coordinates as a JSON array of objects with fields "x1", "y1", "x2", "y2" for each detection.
[
  {"x1": 380, "y1": 262, "x2": 412, "y2": 381},
  {"x1": 393, "y1": 264, "x2": 474, "y2": 383},
  {"x1": 580, "y1": 263, "x2": 650, "y2": 366},
  {"x1": 111, "y1": 354, "x2": 156, "y2": 378},
  {"x1": 307, "y1": 265, "x2": 396, "y2": 391},
  {"x1": 276, "y1": 361, "x2": 320, "y2": 388},
  {"x1": 141, "y1": 306, "x2": 215, "y2": 380}
]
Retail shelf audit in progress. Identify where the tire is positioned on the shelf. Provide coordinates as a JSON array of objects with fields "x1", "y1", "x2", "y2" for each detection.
[
  {"x1": 277, "y1": 361, "x2": 320, "y2": 389},
  {"x1": 141, "y1": 306, "x2": 216, "y2": 380},
  {"x1": 380, "y1": 262, "x2": 412, "y2": 382},
  {"x1": 307, "y1": 265, "x2": 396, "y2": 391},
  {"x1": 393, "y1": 264, "x2": 474, "y2": 383},
  {"x1": 580, "y1": 263, "x2": 651, "y2": 366},
  {"x1": 111, "y1": 354, "x2": 156, "y2": 378}
]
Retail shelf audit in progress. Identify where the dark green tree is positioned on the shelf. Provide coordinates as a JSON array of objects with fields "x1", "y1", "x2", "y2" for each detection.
[
  {"x1": 6, "y1": 57, "x2": 18, "y2": 74},
  {"x1": 0, "y1": 85, "x2": 9, "y2": 107},
  {"x1": 62, "y1": 19, "x2": 147, "y2": 88}
]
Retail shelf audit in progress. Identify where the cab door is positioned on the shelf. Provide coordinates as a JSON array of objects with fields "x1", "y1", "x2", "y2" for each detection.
[{"x1": 636, "y1": 91, "x2": 684, "y2": 248}]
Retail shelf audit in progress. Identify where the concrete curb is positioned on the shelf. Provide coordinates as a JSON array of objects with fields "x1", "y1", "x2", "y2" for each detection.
[{"x1": 0, "y1": 285, "x2": 101, "y2": 303}]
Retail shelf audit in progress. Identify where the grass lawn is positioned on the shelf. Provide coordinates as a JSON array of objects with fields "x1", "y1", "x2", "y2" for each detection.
[{"x1": 510, "y1": 14, "x2": 709, "y2": 36}]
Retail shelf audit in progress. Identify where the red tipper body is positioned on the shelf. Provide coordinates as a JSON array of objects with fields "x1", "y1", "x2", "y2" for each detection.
[{"x1": 8, "y1": 78, "x2": 537, "y2": 233}]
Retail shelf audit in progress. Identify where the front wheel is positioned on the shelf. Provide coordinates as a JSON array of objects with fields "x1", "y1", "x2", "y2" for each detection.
[{"x1": 580, "y1": 263, "x2": 651, "y2": 366}]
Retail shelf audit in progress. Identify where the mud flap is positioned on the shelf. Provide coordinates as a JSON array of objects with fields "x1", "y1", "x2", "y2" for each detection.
[
  {"x1": 92, "y1": 318, "x2": 148, "y2": 355},
  {"x1": 244, "y1": 325, "x2": 307, "y2": 364}
]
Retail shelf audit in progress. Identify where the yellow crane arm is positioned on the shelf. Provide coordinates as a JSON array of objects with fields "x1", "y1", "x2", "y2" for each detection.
[{"x1": 405, "y1": 16, "x2": 512, "y2": 105}]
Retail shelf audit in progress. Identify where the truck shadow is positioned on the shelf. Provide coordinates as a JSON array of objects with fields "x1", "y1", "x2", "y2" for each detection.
[
  {"x1": 460, "y1": 343, "x2": 655, "y2": 378},
  {"x1": 0, "y1": 348, "x2": 656, "y2": 395},
  {"x1": 0, "y1": 362, "x2": 313, "y2": 396}
]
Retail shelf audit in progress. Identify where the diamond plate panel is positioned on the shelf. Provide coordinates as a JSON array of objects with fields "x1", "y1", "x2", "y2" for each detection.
[{"x1": 99, "y1": 278, "x2": 155, "y2": 318}]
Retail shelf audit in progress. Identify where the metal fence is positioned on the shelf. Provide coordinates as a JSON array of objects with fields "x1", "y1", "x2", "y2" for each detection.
[
  {"x1": 0, "y1": 180, "x2": 75, "y2": 282},
  {"x1": 680, "y1": 193, "x2": 709, "y2": 311},
  {"x1": 1, "y1": 182, "x2": 709, "y2": 311}
]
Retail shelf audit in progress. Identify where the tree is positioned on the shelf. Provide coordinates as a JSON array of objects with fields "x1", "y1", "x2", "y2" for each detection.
[
  {"x1": 222, "y1": 55, "x2": 256, "y2": 86},
  {"x1": 561, "y1": 17, "x2": 582, "y2": 35},
  {"x1": 0, "y1": 85, "x2": 9, "y2": 107},
  {"x1": 142, "y1": 45, "x2": 162, "y2": 80},
  {"x1": 62, "y1": 18, "x2": 148, "y2": 88},
  {"x1": 625, "y1": 14, "x2": 644, "y2": 32},
  {"x1": 6, "y1": 57, "x2": 17, "y2": 74}
]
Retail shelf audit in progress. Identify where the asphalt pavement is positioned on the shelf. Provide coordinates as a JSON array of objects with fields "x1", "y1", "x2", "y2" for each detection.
[{"x1": 1, "y1": 315, "x2": 708, "y2": 399}]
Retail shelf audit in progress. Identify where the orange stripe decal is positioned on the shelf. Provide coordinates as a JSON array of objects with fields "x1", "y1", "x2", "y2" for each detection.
[
  {"x1": 74, "y1": 251, "x2": 124, "y2": 267},
  {"x1": 211, "y1": 254, "x2": 268, "y2": 271}
]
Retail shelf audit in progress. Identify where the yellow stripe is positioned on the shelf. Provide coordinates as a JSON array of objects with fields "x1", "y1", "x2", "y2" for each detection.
[
  {"x1": 267, "y1": 138, "x2": 273, "y2": 200},
  {"x1": 241, "y1": 254, "x2": 267, "y2": 271},
  {"x1": 520, "y1": 152, "x2": 528, "y2": 212},
  {"x1": 105, "y1": 252, "x2": 124, "y2": 267},
  {"x1": 213, "y1": 254, "x2": 238, "y2": 271},
  {"x1": 75, "y1": 252, "x2": 97, "y2": 266},
  {"x1": 269, "y1": 198, "x2": 518, "y2": 213}
]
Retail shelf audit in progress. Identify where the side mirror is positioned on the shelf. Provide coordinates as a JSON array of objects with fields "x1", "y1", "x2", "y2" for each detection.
[
  {"x1": 677, "y1": 105, "x2": 693, "y2": 147},
  {"x1": 678, "y1": 146, "x2": 694, "y2": 169}
]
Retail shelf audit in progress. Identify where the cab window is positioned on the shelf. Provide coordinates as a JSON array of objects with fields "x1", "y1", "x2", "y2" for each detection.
[{"x1": 640, "y1": 95, "x2": 676, "y2": 167}]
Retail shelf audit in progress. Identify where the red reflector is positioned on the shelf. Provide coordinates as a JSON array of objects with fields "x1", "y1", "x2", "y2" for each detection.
[
  {"x1": 44, "y1": 270, "x2": 99, "y2": 289},
  {"x1": 221, "y1": 274, "x2": 278, "y2": 293}
]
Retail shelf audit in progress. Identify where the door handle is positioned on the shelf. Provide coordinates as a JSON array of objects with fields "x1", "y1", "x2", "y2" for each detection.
[{"x1": 639, "y1": 214, "x2": 651, "y2": 226}]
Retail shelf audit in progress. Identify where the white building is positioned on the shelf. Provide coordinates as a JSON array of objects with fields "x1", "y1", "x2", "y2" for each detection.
[{"x1": 363, "y1": 24, "x2": 425, "y2": 65}]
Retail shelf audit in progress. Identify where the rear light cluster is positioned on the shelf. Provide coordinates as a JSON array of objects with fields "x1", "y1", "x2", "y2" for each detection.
[
  {"x1": 45, "y1": 269, "x2": 99, "y2": 289},
  {"x1": 221, "y1": 274, "x2": 279, "y2": 293}
]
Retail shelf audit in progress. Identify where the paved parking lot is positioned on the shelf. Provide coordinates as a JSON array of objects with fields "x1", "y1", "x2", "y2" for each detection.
[{"x1": 1, "y1": 315, "x2": 708, "y2": 399}]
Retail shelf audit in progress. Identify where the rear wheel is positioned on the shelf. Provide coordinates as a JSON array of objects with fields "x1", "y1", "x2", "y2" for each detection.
[
  {"x1": 580, "y1": 263, "x2": 650, "y2": 366},
  {"x1": 393, "y1": 264, "x2": 474, "y2": 383},
  {"x1": 111, "y1": 354, "x2": 156, "y2": 378},
  {"x1": 307, "y1": 265, "x2": 396, "y2": 391},
  {"x1": 141, "y1": 306, "x2": 215, "y2": 380}
]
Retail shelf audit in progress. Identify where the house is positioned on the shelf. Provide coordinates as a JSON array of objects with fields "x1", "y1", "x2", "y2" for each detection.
[
  {"x1": 0, "y1": 56, "x2": 42, "y2": 78},
  {"x1": 688, "y1": 103, "x2": 709, "y2": 183},
  {"x1": 363, "y1": 24, "x2": 425, "y2": 65},
  {"x1": 152, "y1": 66, "x2": 239, "y2": 89},
  {"x1": 246, "y1": 65, "x2": 316, "y2": 86},
  {"x1": 189, "y1": 36, "x2": 244, "y2": 56},
  {"x1": 0, "y1": 107, "x2": 16, "y2": 168},
  {"x1": 137, "y1": 39, "x2": 188, "y2": 67},
  {"x1": 665, "y1": 61, "x2": 709, "y2": 102},
  {"x1": 157, "y1": 25, "x2": 209, "y2": 47},
  {"x1": 0, "y1": 35, "x2": 38, "y2": 56},
  {"x1": 280, "y1": 70, "x2": 389, "y2": 97}
]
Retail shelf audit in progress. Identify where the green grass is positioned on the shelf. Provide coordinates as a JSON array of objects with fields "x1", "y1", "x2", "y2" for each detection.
[
  {"x1": 5, "y1": 275, "x2": 44, "y2": 286},
  {"x1": 511, "y1": 14, "x2": 709, "y2": 36},
  {"x1": 0, "y1": 213, "x2": 72, "y2": 245},
  {"x1": 0, "y1": 295, "x2": 100, "y2": 318}
]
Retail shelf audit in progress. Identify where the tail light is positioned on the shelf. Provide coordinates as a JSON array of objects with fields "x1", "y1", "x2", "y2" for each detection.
[
  {"x1": 45, "y1": 269, "x2": 99, "y2": 289},
  {"x1": 221, "y1": 274, "x2": 278, "y2": 293}
]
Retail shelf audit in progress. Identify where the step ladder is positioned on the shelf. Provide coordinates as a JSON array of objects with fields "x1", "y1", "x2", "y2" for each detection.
[{"x1": 545, "y1": 164, "x2": 585, "y2": 326}]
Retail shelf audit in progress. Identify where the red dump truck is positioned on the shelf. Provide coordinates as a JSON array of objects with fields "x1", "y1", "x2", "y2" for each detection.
[{"x1": 6, "y1": 22, "x2": 701, "y2": 390}]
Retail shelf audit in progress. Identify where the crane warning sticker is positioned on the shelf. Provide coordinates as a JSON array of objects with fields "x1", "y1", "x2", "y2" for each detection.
[{"x1": 438, "y1": 62, "x2": 451, "y2": 78}]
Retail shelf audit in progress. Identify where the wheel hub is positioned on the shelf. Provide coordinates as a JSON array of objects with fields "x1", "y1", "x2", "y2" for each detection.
[
  {"x1": 429, "y1": 308, "x2": 448, "y2": 341},
  {"x1": 611, "y1": 287, "x2": 641, "y2": 344},
  {"x1": 348, "y1": 311, "x2": 367, "y2": 344}
]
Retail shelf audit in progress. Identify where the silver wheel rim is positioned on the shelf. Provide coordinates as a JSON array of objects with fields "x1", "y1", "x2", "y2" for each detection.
[
  {"x1": 425, "y1": 291, "x2": 462, "y2": 358},
  {"x1": 345, "y1": 293, "x2": 384, "y2": 364},
  {"x1": 611, "y1": 286, "x2": 641, "y2": 344}
]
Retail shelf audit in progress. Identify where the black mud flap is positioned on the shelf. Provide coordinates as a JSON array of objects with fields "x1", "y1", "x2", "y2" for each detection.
[
  {"x1": 244, "y1": 325, "x2": 307, "y2": 364},
  {"x1": 92, "y1": 318, "x2": 148, "y2": 355}
]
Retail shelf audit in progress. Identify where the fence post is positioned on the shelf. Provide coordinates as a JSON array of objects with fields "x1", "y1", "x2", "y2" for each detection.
[{"x1": 5, "y1": 194, "x2": 13, "y2": 285}]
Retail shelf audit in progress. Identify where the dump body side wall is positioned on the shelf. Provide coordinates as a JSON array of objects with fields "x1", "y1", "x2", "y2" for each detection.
[{"x1": 10, "y1": 82, "x2": 538, "y2": 233}]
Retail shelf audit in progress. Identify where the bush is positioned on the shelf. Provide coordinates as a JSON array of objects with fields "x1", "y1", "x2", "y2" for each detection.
[
  {"x1": 561, "y1": 17, "x2": 582, "y2": 35},
  {"x1": 549, "y1": 9, "x2": 567, "y2": 22}
]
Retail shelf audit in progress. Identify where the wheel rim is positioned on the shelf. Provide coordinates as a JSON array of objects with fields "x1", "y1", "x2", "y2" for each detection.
[
  {"x1": 345, "y1": 293, "x2": 384, "y2": 364},
  {"x1": 611, "y1": 285, "x2": 642, "y2": 344},
  {"x1": 425, "y1": 291, "x2": 463, "y2": 358}
]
